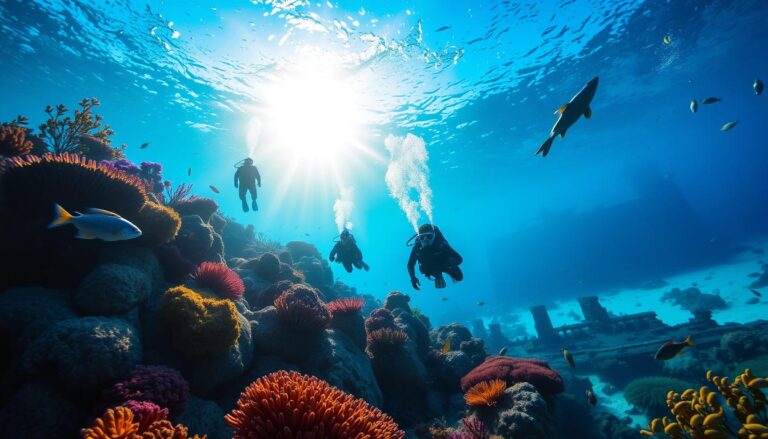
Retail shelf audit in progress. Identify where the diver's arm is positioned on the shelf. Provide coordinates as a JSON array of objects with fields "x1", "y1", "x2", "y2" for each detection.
[
  {"x1": 329, "y1": 244, "x2": 339, "y2": 261},
  {"x1": 234, "y1": 168, "x2": 240, "y2": 187},
  {"x1": 255, "y1": 167, "x2": 261, "y2": 187},
  {"x1": 408, "y1": 247, "x2": 420, "y2": 290}
]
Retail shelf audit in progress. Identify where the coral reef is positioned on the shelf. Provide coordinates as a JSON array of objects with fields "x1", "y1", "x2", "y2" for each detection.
[
  {"x1": 169, "y1": 197, "x2": 219, "y2": 223},
  {"x1": 75, "y1": 263, "x2": 151, "y2": 315},
  {"x1": 661, "y1": 287, "x2": 728, "y2": 311},
  {"x1": 0, "y1": 122, "x2": 33, "y2": 156},
  {"x1": 328, "y1": 297, "x2": 366, "y2": 349},
  {"x1": 132, "y1": 201, "x2": 182, "y2": 247},
  {"x1": 328, "y1": 297, "x2": 364, "y2": 317},
  {"x1": 155, "y1": 244, "x2": 196, "y2": 283},
  {"x1": 464, "y1": 379, "x2": 508, "y2": 407},
  {"x1": 103, "y1": 365, "x2": 190, "y2": 417},
  {"x1": 174, "y1": 215, "x2": 225, "y2": 264},
  {"x1": 245, "y1": 279, "x2": 293, "y2": 309},
  {"x1": 468, "y1": 382, "x2": 552, "y2": 439},
  {"x1": 273, "y1": 284, "x2": 330, "y2": 332},
  {"x1": 224, "y1": 370, "x2": 404, "y2": 438},
  {"x1": 0, "y1": 381, "x2": 84, "y2": 438},
  {"x1": 158, "y1": 286, "x2": 240, "y2": 357},
  {"x1": 461, "y1": 356, "x2": 565, "y2": 396},
  {"x1": 243, "y1": 252, "x2": 281, "y2": 281},
  {"x1": 122, "y1": 400, "x2": 169, "y2": 431},
  {"x1": 366, "y1": 307, "x2": 397, "y2": 332},
  {"x1": 191, "y1": 262, "x2": 245, "y2": 300},
  {"x1": 623, "y1": 376, "x2": 694, "y2": 418},
  {"x1": 81, "y1": 406, "x2": 204, "y2": 439},
  {"x1": 36, "y1": 98, "x2": 116, "y2": 155}
]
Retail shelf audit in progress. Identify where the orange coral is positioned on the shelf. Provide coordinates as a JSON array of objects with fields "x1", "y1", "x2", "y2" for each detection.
[
  {"x1": 0, "y1": 124, "x2": 33, "y2": 157},
  {"x1": 464, "y1": 379, "x2": 508, "y2": 407},
  {"x1": 81, "y1": 407, "x2": 139, "y2": 439},
  {"x1": 225, "y1": 370, "x2": 405, "y2": 439}
]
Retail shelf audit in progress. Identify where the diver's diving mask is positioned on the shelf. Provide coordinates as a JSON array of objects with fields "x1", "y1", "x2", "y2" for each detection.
[{"x1": 416, "y1": 231, "x2": 435, "y2": 247}]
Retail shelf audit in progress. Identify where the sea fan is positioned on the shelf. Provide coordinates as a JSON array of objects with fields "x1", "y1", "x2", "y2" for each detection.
[{"x1": 103, "y1": 365, "x2": 190, "y2": 418}]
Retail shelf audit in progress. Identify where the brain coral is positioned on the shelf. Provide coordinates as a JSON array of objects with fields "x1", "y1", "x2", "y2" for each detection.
[
  {"x1": 132, "y1": 201, "x2": 182, "y2": 247},
  {"x1": 461, "y1": 356, "x2": 564, "y2": 396},
  {"x1": 159, "y1": 286, "x2": 241, "y2": 357},
  {"x1": 273, "y1": 284, "x2": 330, "y2": 332},
  {"x1": 103, "y1": 365, "x2": 190, "y2": 417},
  {"x1": 191, "y1": 262, "x2": 245, "y2": 300},
  {"x1": 225, "y1": 370, "x2": 404, "y2": 439}
]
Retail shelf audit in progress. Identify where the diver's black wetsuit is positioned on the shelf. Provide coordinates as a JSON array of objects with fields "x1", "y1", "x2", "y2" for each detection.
[
  {"x1": 234, "y1": 164, "x2": 261, "y2": 210},
  {"x1": 330, "y1": 236, "x2": 369, "y2": 273},
  {"x1": 407, "y1": 226, "x2": 463, "y2": 289}
]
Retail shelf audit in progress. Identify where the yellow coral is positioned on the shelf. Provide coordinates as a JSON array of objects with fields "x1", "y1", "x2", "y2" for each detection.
[
  {"x1": 132, "y1": 201, "x2": 181, "y2": 247},
  {"x1": 639, "y1": 369, "x2": 767, "y2": 438}
]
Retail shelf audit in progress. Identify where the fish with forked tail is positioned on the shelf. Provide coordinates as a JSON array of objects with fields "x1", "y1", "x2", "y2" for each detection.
[
  {"x1": 654, "y1": 336, "x2": 693, "y2": 360},
  {"x1": 537, "y1": 77, "x2": 599, "y2": 157},
  {"x1": 48, "y1": 203, "x2": 142, "y2": 241}
]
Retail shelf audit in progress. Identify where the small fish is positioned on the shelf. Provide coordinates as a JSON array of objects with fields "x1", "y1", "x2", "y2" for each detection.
[
  {"x1": 209, "y1": 185, "x2": 220, "y2": 193},
  {"x1": 663, "y1": 35, "x2": 672, "y2": 45},
  {"x1": 720, "y1": 121, "x2": 738, "y2": 132},
  {"x1": 441, "y1": 339, "x2": 451, "y2": 353},
  {"x1": 188, "y1": 167, "x2": 192, "y2": 176},
  {"x1": 689, "y1": 99, "x2": 698, "y2": 113},
  {"x1": 436, "y1": 25, "x2": 451, "y2": 32},
  {"x1": 701, "y1": 97, "x2": 721, "y2": 104},
  {"x1": 498, "y1": 347, "x2": 508, "y2": 356},
  {"x1": 586, "y1": 388, "x2": 598, "y2": 406},
  {"x1": 562, "y1": 347, "x2": 576, "y2": 368},
  {"x1": 654, "y1": 336, "x2": 693, "y2": 360},
  {"x1": 477, "y1": 301, "x2": 485, "y2": 306},
  {"x1": 48, "y1": 204, "x2": 142, "y2": 241},
  {"x1": 441, "y1": 297, "x2": 448, "y2": 301},
  {"x1": 139, "y1": 142, "x2": 149, "y2": 149},
  {"x1": 754, "y1": 79, "x2": 764, "y2": 95},
  {"x1": 751, "y1": 289, "x2": 762, "y2": 298}
]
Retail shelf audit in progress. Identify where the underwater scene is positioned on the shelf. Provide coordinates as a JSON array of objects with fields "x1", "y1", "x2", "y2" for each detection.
[{"x1": 1, "y1": 0, "x2": 768, "y2": 437}]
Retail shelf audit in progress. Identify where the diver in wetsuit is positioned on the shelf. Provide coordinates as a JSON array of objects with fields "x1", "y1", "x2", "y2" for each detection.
[
  {"x1": 234, "y1": 158, "x2": 261, "y2": 212},
  {"x1": 407, "y1": 224, "x2": 463, "y2": 290},
  {"x1": 329, "y1": 229, "x2": 370, "y2": 273}
]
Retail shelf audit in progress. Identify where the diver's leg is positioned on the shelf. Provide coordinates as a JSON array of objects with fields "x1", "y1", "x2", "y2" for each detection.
[
  {"x1": 343, "y1": 261, "x2": 353, "y2": 273},
  {"x1": 239, "y1": 186, "x2": 249, "y2": 212},
  {"x1": 353, "y1": 259, "x2": 370, "y2": 271},
  {"x1": 248, "y1": 186, "x2": 258, "y2": 211},
  {"x1": 434, "y1": 272, "x2": 446, "y2": 288},
  {"x1": 445, "y1": 265, "x2": 464, "y2": 282}
]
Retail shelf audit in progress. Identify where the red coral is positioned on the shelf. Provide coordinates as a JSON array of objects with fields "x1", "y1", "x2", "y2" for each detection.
[
  {"x1": 191, "y1": 262, "x2": 245, "y2": 300},
  {"x1": 327, "y1": 297, "x2": 364, "y2": 318},
  {"x1": 273, "y1": 284, "x2": 330, "y2": 332},
  {"x1": 460, "y1": 356, "x2": 564, "y2": 396},
  {"x1": 225, "y1": 370, "x2": 404, "y2": 439},
  {"x1": 367, "y1": 328, "x2": 409, "y2": 353}
]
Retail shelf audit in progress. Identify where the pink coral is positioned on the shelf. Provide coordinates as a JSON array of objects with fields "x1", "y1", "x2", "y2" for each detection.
[
  {"x1": 273, "y1": 284, "x2": 330, "y2": 332},
  {"x1": 191, "y1": 262, "x2": 245, "y2": 300},
  {"x1": 122, "y1": 400, "x2": 169, "y2": 432},
  {"x1": 460, "y1": 356, "x2": 564, "y2": 396},
  {"x1": 103, "y1": 365, "x2": 190, "y2": 417}
]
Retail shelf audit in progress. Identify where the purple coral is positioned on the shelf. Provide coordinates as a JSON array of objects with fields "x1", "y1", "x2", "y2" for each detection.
[
  {"x1": 103, "y1": 365, "x2": 190, "y2": 417},
  {"x1": 122, "y1": 400, "x2": 169, "y2": 431},
  {"x1": 365, "y1": 308, "x2": 396, "y2": 333},
  {"x1": 461, "y1": 417, "x2": 489, "y2": 439}
]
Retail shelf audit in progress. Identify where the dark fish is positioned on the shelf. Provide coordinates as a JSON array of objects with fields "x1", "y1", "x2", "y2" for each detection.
[
  {"x1": 751, "y1": 289, "x2": 762, "y2": 298},
  {"x1": 701, "y1": 97, "x2": 721, "y2": 104},
  {"x1": 562, "y1": 347, "x2": 576, "y2": 368},
  {"x1": 477, "y1": 301, "x2": 485, "y2": 306},
  {"x1": 537, "y1": 77, "x2": 599, "y2": 157},
  {"x1": 654, "y1": 336, "x2": 693, "y2": 360},
  {"x1": 754, "y1": 79, "x2": 764, "y2": 96},
  {"x1": 498, "y1": 347, "x2": 508, "y2": 356},
  {"x1": 586, "y1": 388, "x2": 597, "y2": 406},
  {"x1": 188, "y1": 167, "x2": 192, "y2": 176},
  {"x1": 720, "y1": 121, "x2": 738, "y2": 132},
  {"x1": 209, "y1": 185, "x2": 220, "y2": 194},
  {"x1": 441, "y1": 297, "x2": 448, "y2": 301},
  {"x1": 436, "y1": 25, "x2": 451, "y2": 32},
  {"x1": 140, "y1": 142, "x2": 149, "y2": 149}
]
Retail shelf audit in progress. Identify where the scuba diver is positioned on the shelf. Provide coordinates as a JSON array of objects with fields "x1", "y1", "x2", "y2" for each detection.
[
  {"x1": 234, "y1": 158, "x2": 261, "y2": 212},
  {"x1": 329, "y1": 229, "x2": 370, "y2": 273},
  {"x1": 407, "y1": 224, "x2": 463, "y2": 290}
]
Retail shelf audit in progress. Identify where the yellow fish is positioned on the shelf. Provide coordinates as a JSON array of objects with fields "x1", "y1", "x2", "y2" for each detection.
[
  {"x1": 49, "y1": 204, "x2": 142, "y2": 241},
  {"x1": 562, "y1": 347, "x2": 576, "y2": 368},
  {"x1": 441, "y1": 339, "x2": 451, "y2": 353},
  {"x1": 210, "y1": 185, "x2": 220, "y2": 194}
]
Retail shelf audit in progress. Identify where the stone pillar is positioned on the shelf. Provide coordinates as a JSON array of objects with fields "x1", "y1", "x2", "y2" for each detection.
[
  {"x1": 577, "y1": 296, "x2": 611, "y2": 324},
  {"x1": 530, "y1": 305, "x2": 559, "y2": 343}
]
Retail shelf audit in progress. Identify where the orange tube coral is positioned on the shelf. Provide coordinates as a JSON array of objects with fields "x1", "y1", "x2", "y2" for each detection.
[
  {"x1": 81, "y1": 407, "x2": 139, "y2": 439},
  {"x1": 464, "y1": 379, "x2": 508, "y2": 407}
]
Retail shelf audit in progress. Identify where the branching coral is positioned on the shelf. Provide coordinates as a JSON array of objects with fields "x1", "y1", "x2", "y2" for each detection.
[
  {"x1": 0, "y1": 123, "x2": 33, "y2": 157},
  {"x1": 103, "y1": 365, "x2": 190, "y2": 418},
  {"x1": 80, "y1": 406, "x2": 205, "y2": 439},
  {"x1": 159, "y1": 286, "x2": 241, "y2": 357},
  {"x1": 191, "y1": 262, "x2": 245, "y2": 300},
  {"x1": 367, "y1": 328, "x2": 409, "y2": 353},
  {"x1": 461, "y1": 356, "x2": 564, "y2": 396},
  {"x1": 464, "y1": 379, "x2": 508, "y2": 407},
  {"x1": 273, "y1": 284, "x2": 330, "y2": 332},
  {"x1": 132, "y1": 201, "x2": 182, "y2": 247},
  {"x1": 327, "y1": 297, "x2": 364, "y2": 318},
  {"x1": 37, "y1": 98, "x2": 117, "y2": 155},
  {"x1": 639, "y1": 368, "x2": 768, "y2": 438},
  {"x1": 225, "y1": 370, "x2": 404, "y2": 438}
]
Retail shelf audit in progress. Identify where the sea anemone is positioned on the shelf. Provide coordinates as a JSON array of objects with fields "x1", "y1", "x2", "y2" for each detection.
[
  {"x1": 365, "y1": 308, "x2": 396, "y2": 333},
  {"x1": 159, "y1": 286, "x2": 241, "y2": 357},
  {"x1": 460, "y1": 356, "x2": 564, "y2": 396},
  {"x1": 623, "y1": 376, "x2": 693, "y2": 418},
  {"x1": 0, "y1": 124, "x2": 33, "y2": 157},
  {"x1": 327, "y1": 297, "x2": 364, "y2": 318},
  {"x1": 225, "y1": 370, "x2": 404, "y2": 439},
  {"x1": 273, "y1": 284, "x2": 330, "y2": 332},
  {"x1": 168, "y1": 196, "x2": 218, "y2": 223},
  {"x1": 367, "y1": 328, "x2": 409, "y2": 353},
  {"x1": 464, "y1": 379, "x2": 507, "y2": 407},
  {"x1": 132, "y1": 201, "x2": 181, "y2": 247},
  {"x1": 190, "y1": 262, "x2": 245, "y2": 300},
  {"x1": 103, "y1": 365, "x2": 190, "y2": 418}
]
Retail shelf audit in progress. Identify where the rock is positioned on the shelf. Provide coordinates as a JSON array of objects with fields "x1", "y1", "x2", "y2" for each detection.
[
  {"x1": 330, "y1": 312, "x2": 367, "y2": 350},
  {"x1": 433, "y1": 350, "x2": 475, "y2": 393},
  {"x1": 0, "y1": 381, "x2": 84, "y2": 438},
  {"x1": 661, "y1": 287, "x2": 728, "y2": 311},
  {"x1": 747, "y1": 297, "x2": 760, "y2": 305},
  {"x1": 21, "y1": 317, "x2": 141, "y2": 390},
  {"x1": 246, "y1": 280, "x2": 293, "y2": 310},
  {"x1": 0, "y1": 287, "x2": 77, "y2": 350},
  {"x1": 433, "y1": 323, "x2": 473, "y2": 350},
  {"x1": 213, "y1": 355, "x2": 300, "y2": 412},
  {"x1": 719, "y1": 328, "x2": 768, "y2": 362},
  {"x1": 459, "y1": 338, "x2": 487, "y2": 367},
  {"x1": 393, "y1": 308, "x2": 431, "y2": 354},
  {"x1": 178, "y1": 396, "x2": 232, "y2": 439},
  {"x1": 470, "y1": 382, "x2": 552, "y2": 439},
  {"x1": 174, "y1": 215, "x2": 225, "y2": 264},
  {"x1": 384, "y1": 291, "x2": 411, "y2": 313},
  {"x1": 99, "y1": 244, "x2": 163, "y2": 290},
  {"x1": 251, "y1": 306, "x2": 319, "y2": 363},
  {"x1": 75, "y1": 263, "x2": 151, "y2": 315},
  {"x1": 295, "y1": 255, "x2": 333, "y2": 289}
]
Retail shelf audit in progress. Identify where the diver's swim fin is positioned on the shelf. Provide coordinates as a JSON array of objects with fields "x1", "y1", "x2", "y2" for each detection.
[{"x1": 536, "y1": 135, "x2": 555, "y2": 157}]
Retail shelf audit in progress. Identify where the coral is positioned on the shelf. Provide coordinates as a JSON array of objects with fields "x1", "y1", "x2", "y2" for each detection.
[
  {"x1": 0, "y1": 123, "x2": 33, "y2": 156},
  {"x1": 79, "y1": 134, "x2": 124, "y2": 161},
  {"x1": 81, "y1": 406, "x2": 139, "y2": 439},
  {"x1": 367, "y1": 328, "x2": 409, "y2": 353},
  {"x1": 75, "y1": 263, "x2": 151, "y2": 315},
  {"x1": 243, "y1": 252, "x2": 281, "y2": 281},
  {"x1": 132, "y1": 201, "x2": 182, "y2": 247},
  {"x1": 103, "y1": 365, "x2": 190, "y2": 417},
  {"x1": 327, "y1": 297, "x2": 364, "y2": 318},
  {"x1": 719, "y1": 328, "x2": 768, "y2": 363},
  {"x1": 640, "y1": 368, "x2": 768, "y2": 438},
  {"x1": 177, "y1": 396, "x2": 231, "y2": 439},
  {"x1": 461, "y1": 356, "x2": 564, "y2": 396},
  {"x1": 162, "y1": 182, "x2": 194, "y2": 205},
  {"x1": 102, "y1": 159, "x2": 164, "y2": 194},
  {"x1": 464, "y1": 379, "x2": 508, "y2": 407},
  {"x1": 661, "y1": 287, "x2": 728, "y2": 311},
  {"x1": 169, "y1": 197, "x2": 219, "y2": 223},
  {"x1": 37, "y1": 98, "x2": 115, "y2": 155},
  {"x1": 384, "y1": 291, "x2": 412, "y2": 313},
  {"x1": 273, "y1": 284, "x2": 330, "y2": 332},
  {"x1": 174, "y1": 215, "x2": 224, "y2": 264},
  {"x1": 365, "y1": 307, "x2": 397, "y2": 332},
  {"x1": 623, "y1": 376, "x2": 693, "y2": 418},
  {"x1": 159, "y1": 286, "x2": 240, "y2": 357},
  {"x1": 191, "y1": 262, "x2": 245, "y2": 300},
  {"x1": 225, "y1": 370, "x2": 404, "y2": 438},
  {"x1": 461, "y1": 417, "x2": 489, "y2": 439},
  {"x1": 21, "y1": 317, "x2": 141, "y2": 390},
  {"x1": 122, "y1": 400, "x2": 169, "y2": 432},
  {"x1": 294, "y1": 255, "x2": 333, "y2": 289},
  {"x1": 469, "y1": 382, "x2": 551, "y2": 439}
]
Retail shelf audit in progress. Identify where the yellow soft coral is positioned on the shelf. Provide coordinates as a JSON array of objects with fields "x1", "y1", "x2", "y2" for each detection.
[{"x1": 639, "y1": 369, "x2": 767, "y2": 438}]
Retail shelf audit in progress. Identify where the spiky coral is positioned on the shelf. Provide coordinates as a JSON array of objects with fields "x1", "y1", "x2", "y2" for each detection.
[
  {"x1": 367, "y1": 328, "x2": 409, "y2": 353},
  {"x1": 80, "y1": 406, "x2": 205, "y2": 439},
  {"x1": 327, "y1": 297, "x2": 364, "y2": 318},
  {"x1": 273, "y1": 284, "x2": 330, "y2": 332},
  {"x1": 365, "y1": 308, "x2": 396, "y2": 333},
  {"x1": 225, "y1": 370, "x2": 404, "y2": 438},
  {"x1": 132, "y1": 201, "x2": 181, "y2": 247},
  {"x1": 159, "y1": 286, "x2": 240, "y2": 357},
  {"x1": 640, "y1": 368, "x2": 768, "y2": 438},
  {"x1": 191, "y1": 262, "x2": 244, "y2": 300},
  {"x1": 168, "y1": 197, "x2": 218, "y2": 223},
  {"x1": 0, "y1": 124, "x2": 33, "y2": 157},
  {"x1": 464, "y1": 379, "x2": 507, "y2": 407},
  {"x1": 103, "y1": 366, "x2": 190, "y2": 418}
]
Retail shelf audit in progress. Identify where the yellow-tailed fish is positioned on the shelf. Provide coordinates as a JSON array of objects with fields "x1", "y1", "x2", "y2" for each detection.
[
  {"x1": 654, "y1": 336, "x2": 693, "y2": 360},
  {"x1": 442, "y1": 339, "x2": 451, "y2": 353},
  {"x1": 48, "y1": 204, "x2": 142, "y2": 241},
  {"x1": 701, "y1": 97, "x2": 721, "y2": 104}
]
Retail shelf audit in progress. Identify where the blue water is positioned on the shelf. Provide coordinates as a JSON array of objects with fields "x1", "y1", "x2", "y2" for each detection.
[{"x1": 2, "y1": 0, "x2": 768, "y2": 328}]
